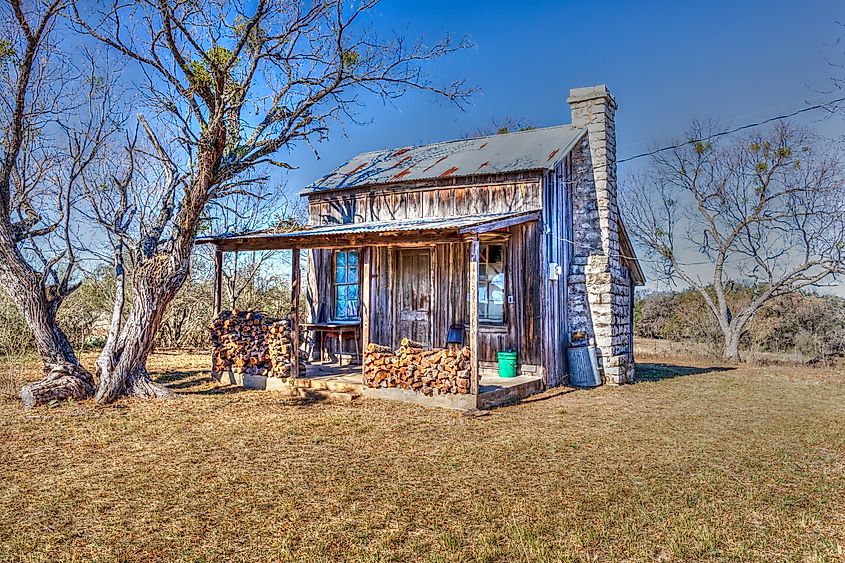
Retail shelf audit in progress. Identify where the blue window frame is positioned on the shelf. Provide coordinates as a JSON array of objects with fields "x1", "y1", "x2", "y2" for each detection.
[{"x1": 333, "y1": 250, "x2": 359, "y2": 319}]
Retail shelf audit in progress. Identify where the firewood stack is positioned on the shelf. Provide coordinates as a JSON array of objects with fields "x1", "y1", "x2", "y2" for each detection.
[
  {"x1": 267, "y1": 320, "x2": 307, "y2": 378},
  {"x1": 363, "y1": 338, "x2": 475, "y2": 395},
  {"x1": 210, "y1": 309, "x2": 304, "y2": 379}
]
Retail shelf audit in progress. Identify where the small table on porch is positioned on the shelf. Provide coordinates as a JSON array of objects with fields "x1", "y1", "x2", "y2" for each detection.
[{"x1": 302, "y1": 321, "x2": 361, "y2": 365}]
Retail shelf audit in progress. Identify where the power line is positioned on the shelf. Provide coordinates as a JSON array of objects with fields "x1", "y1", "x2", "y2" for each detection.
[{"x1": 618, "y1": 95, "x2": 845, "y2": 164}]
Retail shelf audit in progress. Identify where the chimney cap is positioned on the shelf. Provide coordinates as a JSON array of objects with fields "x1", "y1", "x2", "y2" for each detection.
[{"x1": 567, "y1": 85, "x2": 616, "y2": 108}]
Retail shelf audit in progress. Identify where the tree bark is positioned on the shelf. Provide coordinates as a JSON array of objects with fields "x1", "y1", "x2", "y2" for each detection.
[
  {"x1": 0, "y1": 228, "x2": 95, "y2": 407},
  {"x1": 94, "y1": 115, "x2": 227, "y2": 404},
  {"x1": 20, "y1": 363, "x2": 95, "y2": 408},
  {"x1": 11, "y1": 284, "x2": 95, "y2": 407},
  {"x1": 95, "y1": 255, "x2": 185, "y2": 403},
  {"x1": 96, "y1": 244, "x2": 125, "y2": 379},
  {"x1": 723, "y1": 330, "x2": 742, "y2": 361}
]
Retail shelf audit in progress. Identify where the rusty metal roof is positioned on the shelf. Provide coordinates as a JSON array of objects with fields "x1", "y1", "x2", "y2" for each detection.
[
  {"x1": 304, "y1": 124, "x2": 585, "y2": 194},
  {"x1": 196, "y1": 211, "x2": 541, "y2": 251}
]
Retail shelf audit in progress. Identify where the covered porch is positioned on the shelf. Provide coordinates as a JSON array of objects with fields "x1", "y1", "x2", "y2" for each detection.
[{"x1": 197, "y1": 211, "x2": 544, "y2": 410}]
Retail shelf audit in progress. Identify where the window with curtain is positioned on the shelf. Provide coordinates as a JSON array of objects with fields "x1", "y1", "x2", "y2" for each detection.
[
  {"x1": 333, "y1": 250, "x2": 359, "y2": 319},
  {"x1": 479, "y1": 243, "x2": 505, "y2": 323}
]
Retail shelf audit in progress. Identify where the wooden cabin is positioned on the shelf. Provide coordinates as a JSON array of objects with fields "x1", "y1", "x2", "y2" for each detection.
[{"x1": 199, "y1": 85, "x2": 645, "y2": 409}]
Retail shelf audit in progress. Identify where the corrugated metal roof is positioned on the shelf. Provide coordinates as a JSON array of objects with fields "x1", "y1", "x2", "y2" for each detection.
[
  {"x1": 195, "y1": 211, "x2": 540, "y2": 249},
  {"x1": 304, "y1": 124, "x2": 585, "y2": 193}
]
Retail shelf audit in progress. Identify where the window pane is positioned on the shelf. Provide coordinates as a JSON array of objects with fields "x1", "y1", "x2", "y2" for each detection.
[
  {"x1": 335, "y1": 251, "x2": 347, "y2": 283},
  {"x1": 348, "y1": 263, "x2": 359, "y2": 284},
  {"x1": 490, "y1": 285, "x2": 504, "y2": 305},
  {"x1": 335, "y1": 285, "x2": 348, "y2": 319},
  {"x1": 488, "y1": 302, "x2": 504, "y2": 323},
  {"x1": 347, "y1": 250, "x2": 359, "y2": 267},
  {"x1": 477, "y1": 244, "x2": 505, "y2": 323},
  {"x1": 488, "y1": 244, "x2": 503, "y2": 265},
  {"x1": 347, "y1": 284, "x2": 359, "y2": 317}
]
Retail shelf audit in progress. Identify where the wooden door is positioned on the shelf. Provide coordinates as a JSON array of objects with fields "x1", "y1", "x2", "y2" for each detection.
[{"x1": 396, "y1": 249, "x2": 432, "y2": 347}]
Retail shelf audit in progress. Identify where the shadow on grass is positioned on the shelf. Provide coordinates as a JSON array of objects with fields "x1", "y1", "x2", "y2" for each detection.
[
  {"x1": 635, "y1": 363, "x2": 735, "y2": 382},
  {"x1": 149, "y1": 368, "x2": 334, "y2": 403},
  {"x1": 149, "y1": 369, "x2": 249, "y2": 395},
  {"x1": 186, "y1": 385, "x2": 248, "y2": 396},
  {"x1": 518, "y1": 387, "x2": 577, "y2": 405},
  {"x1": 152, "y1": 369, "x2": 207, "y2": 387}
]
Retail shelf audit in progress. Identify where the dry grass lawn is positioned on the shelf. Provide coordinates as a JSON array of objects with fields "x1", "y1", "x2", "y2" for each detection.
[{"x1": 1, "y1": 349, "x2": 844, "y2": 562}]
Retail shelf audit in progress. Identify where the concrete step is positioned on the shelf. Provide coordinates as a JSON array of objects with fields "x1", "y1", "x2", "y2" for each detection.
[
  {"x1": 272, "y1": 384, "x2": 360, "y2": 404},
  {"x1": 231, "y1": 373, "x2": 360, "y2": 403},
  {"x1": 295, "y1": 377, "x2": 362, "y2": 394}
]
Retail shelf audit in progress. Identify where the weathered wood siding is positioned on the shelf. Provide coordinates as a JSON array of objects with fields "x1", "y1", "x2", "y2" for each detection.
[
  {"x1": 540, "y1": 156, "x2": 574, "y2": 386},
  {"x1": 306, "y1": 224, "x2": 542, "y2": 365},
  {"x1": 307, "y1": 174, "x2": 542, "y2": 225},
  {"x1": 305, "y1": 174, "x2": 545, "y2": 368}
]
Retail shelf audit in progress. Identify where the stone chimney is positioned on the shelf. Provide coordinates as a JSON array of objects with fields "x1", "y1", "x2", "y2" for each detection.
[
  {"x1": 566, "y1": 85, "x2": 633, "y2": 384},
  {"x1": 567, "y1": 85, "x2": 619, "y2": 259}
]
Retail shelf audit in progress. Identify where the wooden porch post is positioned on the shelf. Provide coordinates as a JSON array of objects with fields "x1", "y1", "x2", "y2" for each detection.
[
  {"x1": 212, "y1": 246, "x2": 223, "y2": 318},
  {"x1": 469, "y1": 237, "x2": 480, "y2": 396},
  {"x1": 291, "y1": 248, "x2": 301, "y2": 378},
  {"x1": 361, "y1": 246, "x2": 371, "y2": 361}
]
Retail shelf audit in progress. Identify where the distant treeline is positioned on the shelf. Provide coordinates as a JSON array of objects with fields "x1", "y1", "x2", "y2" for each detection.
[
  {"x1": 2, "y1": 268, "x2": 842, "y2": 364},
  {"x1": 0, "y1": 258, "x2": 295, "y2": 358},
  {"x1": 635, "y1": 287, "x2": 845, "y2": 361}
]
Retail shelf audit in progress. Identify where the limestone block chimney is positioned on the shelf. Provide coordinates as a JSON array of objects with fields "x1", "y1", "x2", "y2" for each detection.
[
  {"x1": 567, "y1": 85, "x2": 619, "y2": 259},
  {"x1": 566, "y1": 85, "x2": 633, "y2": 384}
]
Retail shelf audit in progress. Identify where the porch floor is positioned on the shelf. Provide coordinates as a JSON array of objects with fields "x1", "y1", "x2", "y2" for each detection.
[
  {"x1": 304, "y1": 360, "x2": 361, "y2": 381},
  {"x1": 478, "y1": 373, "x2": 542, "y2": 394},
  {"x1": 300, "y1": 362, "x2": 545, "y2": 409},
  {"x1": 477, "y1": 374, "x2": 544, "y2": 410},
  {"x1": 300, "y1": 361, "x2": 364, "y2": 395}
]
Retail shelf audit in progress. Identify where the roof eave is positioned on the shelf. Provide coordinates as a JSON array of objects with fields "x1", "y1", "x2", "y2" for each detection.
[
  {"x1": 298, "y1": 167, "x2": 552, "y2": 198},
  {"x1": 618, "y1": 219, "x2": 646, "y2": 286}
]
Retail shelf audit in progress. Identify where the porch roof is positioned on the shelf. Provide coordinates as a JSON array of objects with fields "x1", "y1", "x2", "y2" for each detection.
[{"x1": 195, "y1": 210, "x2": 541, "y2": 251}]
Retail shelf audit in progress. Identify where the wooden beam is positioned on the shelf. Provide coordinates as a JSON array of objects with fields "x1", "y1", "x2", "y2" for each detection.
[
  {"x1": 360, "y1": 246, "x2": 372, "y2": 373},
  {"x1": 469, "y1": 237, "x2": 480, "y2": 397},
  {"x1": 212, "y1": 246, "x2": 223, "y2": 318},
  {"x1": 207, "y1": 233, "x2": 467, "y2": 253},
  {"x1": 458, "y1": 210, "x2": 542, "y2": 235},
  {"x1": 291, "y1": 248, "x2": 301, "y2": 379}
]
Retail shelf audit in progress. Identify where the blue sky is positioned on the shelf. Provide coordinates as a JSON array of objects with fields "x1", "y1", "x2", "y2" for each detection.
[{"x1": 283, "y1": 0, "x2": 844, "y2": 193}]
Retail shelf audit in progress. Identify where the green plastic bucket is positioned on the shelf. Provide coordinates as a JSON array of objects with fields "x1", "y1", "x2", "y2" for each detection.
[{"x1": 497, "y1": 351, "x2": 518, "y2": 378}]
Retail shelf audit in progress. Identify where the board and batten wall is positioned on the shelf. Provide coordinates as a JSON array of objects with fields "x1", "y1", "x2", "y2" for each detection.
[
  {"x1": 307, "y1": 172, "x2": 543, "y2": 225},
  {"x1": 305, "y1": 173, "x2": 546, "y2": 372},
  {"x1": 540, "y1": 156, "x2": 574, "y2": 386}
]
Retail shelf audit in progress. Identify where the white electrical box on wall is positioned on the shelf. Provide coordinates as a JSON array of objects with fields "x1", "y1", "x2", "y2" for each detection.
[{"x1": 548, "y1": 262, "x2": 561, "y2": 281}]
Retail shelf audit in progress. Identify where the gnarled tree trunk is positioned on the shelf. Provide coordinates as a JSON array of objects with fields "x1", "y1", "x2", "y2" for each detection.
[
  {"x1": 95, "y1": 253, "x2": 190, "y2": 403},
  {"x1": 0, "y1": 229, "x2": 95, "y2": 408},
  {"x1": 11, "y1": 285, "x2": 95, "y2": 407}
]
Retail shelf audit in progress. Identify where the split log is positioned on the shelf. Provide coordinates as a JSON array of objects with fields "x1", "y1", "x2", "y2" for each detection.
[
  {"x1": 400, "y1": 338, "x2": 425, "y2": 349},
  {"x1": 363, "y1": 339, "x2": 476, "y2": 395},
  {"x1": 210, "y1": 310, "x2": 305, "y2": 380}
]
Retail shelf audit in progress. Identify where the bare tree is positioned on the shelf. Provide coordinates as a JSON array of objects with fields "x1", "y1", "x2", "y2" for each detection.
[
  {"x1": 208, "y1": 187, "x2": 303, "y2": 311},
  {"x1": 72, "y1": 0, "x2": 472, "y2": 403},
  {"x1": 79, "y1": 126, "x2": 140, "y2": 380},
  {"x1": 623, "y1": 121, "x2": 845, "y2": 360},
  {"x1": 0, "y1": 0, "x2": 126, "y2": 406}
]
